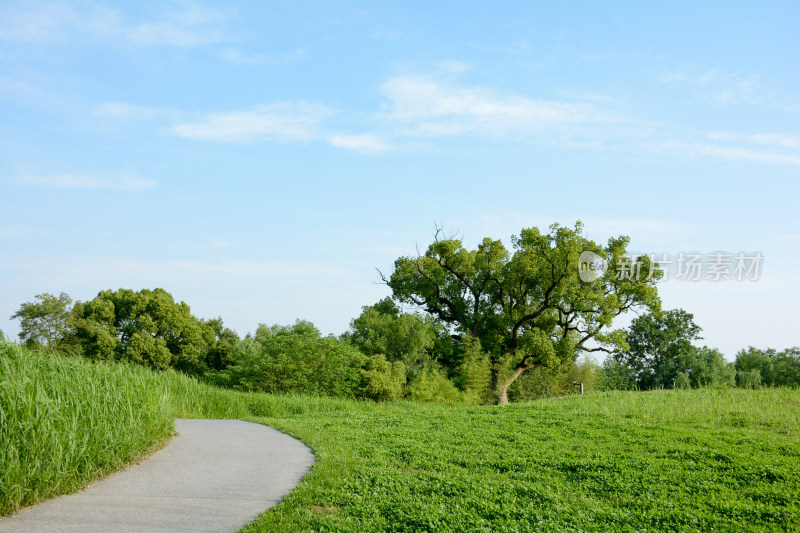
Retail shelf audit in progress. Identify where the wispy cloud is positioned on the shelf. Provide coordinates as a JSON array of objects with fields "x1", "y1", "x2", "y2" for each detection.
[
  {"x1": 379, "y1": 75, "x2": 622, "y2": 139},
  {"x1": 12, "y1": 174, "x2": 156, "y2": 190},
  {"x1": 94, "y1": 102, "x2": 177, "y2": 120},
  {"x1": 172, "y1": 103, "x2": 332, "y2": 143},
  {"x1": 706, "y1": 131, "x2": 800, "y2": 151},
  {"x1": 328, "y1": 133, "x2": 393, "y2": 153},
  {"x1": 658, "y1": 141, "x2": 800, "y2": 167},
  {"x1": 0, "y1": 2, "x2": 232, "y2": 47},
  {"x1": 651, "y1": 129, "x2": 800, "y2": 167},
  {"x1": 125, "y1": 4, "x2": 231, "y2": 47},
  {"x1": 657, "y1": 68, "x2": 774, "y2": 106},
  {"x1": 91, "y1": 70, "x2": 800, "y2": 168},
  {"x1": 217, "y1": 47, "x2": 307, "y2": 65},
  {"x1": 0, "y1": 2, "x2": 82, "y2": 44}
]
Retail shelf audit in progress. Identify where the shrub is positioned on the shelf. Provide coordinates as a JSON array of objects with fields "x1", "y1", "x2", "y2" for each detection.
[
  {"x1": 359, "y1": 354, "x2": 406, "y2": 401},
  {"x1": 406, "y1": 366, "x2": 463, "y2": 404}
]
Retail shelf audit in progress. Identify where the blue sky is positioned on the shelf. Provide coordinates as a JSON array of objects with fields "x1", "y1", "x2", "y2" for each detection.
[{"x1": 1, "y1": 1, "x2": 798, "y2": 359}]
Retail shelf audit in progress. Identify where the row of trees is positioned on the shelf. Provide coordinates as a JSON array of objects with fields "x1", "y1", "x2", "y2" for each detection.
[
  {"x1": 7, "y1": 222, "x2": 797, "y2": 402},
  {"x1": 5, "y1": 289, "x2": 598, "y2": 403},
  {"x1": 601, "y1": 309, "x2": 800, "y2": 390}
]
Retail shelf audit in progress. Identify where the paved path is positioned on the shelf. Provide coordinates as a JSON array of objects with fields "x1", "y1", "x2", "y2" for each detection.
[{"x1": 0, "y1": 419, "x2": 314, "y2": 532}]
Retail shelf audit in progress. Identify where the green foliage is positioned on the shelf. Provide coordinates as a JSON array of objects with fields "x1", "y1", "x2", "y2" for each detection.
[
  {"x1": 738, "y1": 369, "x2": 762, "y2": 389},
  {"x1": 456, "y1": 336, "x2": 494, "y2": 405},
  {"x1": 674, "y1": 371, "x2": 691, "y2": 389},
  {"x1": 405, "y1": 366, "x2": 463, "y2": 404},
  {"x1": 218, "y1": 320, "x2": 365, "y2": 398},
  {"x1": 693, "y1": 346, "x2": 736, "y2": 387},
  {"x1": 4, "y1": 337, "x2": 798, "y2": 531},
  {"x1": 67, "y1": 288, "x2": 238, "y2": 376},
  {"x1": 614, "y1": 308, "x2": 702, "y2": 389},
  {"x1": 735, "y1": 346, "x2": 800, "y2": 387},
  {"x1": 200, "y1": 317, "x2": 239, "y2": 372},
  {"x1": 250, "y1": 389, "x2": 800, "y2": 532},
  {"x1": 609, "y1": 310, "x2": 743, "y2": 391},
  {"x1": 0, "y1": 340, "x2": 248, "y2": 515},
  {"x1": 509, "y1": 355, "x2": 601, "y2": 400},
  {"x1": 772, "y1": 347, "x2": 800, "y2": 386},
  {"x1": 601, "y1": 356, "x2": 637, "y2": 390},
  {"x1": 344, "y1": 298, "x2": 438, "y2": 377},
  {"x1": 385, "y1": 223, "x2": 661, "y2": 402},
  {"x1": 10, "y1": 292, "x2": 74, "y2": 350},
  {"x1": 359, "y1": 354, "x2": 406, "y2": 402}
]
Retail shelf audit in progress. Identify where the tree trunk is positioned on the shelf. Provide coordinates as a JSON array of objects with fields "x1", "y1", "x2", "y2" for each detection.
[{"x1": 492, "y1": 360, "x2": 538, "y2": 405}]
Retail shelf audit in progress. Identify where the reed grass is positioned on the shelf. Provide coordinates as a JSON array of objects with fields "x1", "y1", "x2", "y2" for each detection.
[{"x1": 0, "y1": 341, "x2": 247, "y2": 514}]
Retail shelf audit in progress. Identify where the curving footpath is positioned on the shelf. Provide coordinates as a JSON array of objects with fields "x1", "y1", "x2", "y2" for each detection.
[{"x1": 0, "y1": 419, "x2": 315, "y2": 532}]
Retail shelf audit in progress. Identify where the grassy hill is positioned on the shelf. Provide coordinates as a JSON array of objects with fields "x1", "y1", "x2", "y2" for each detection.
[
  {"x1": 250, "y1": 389, "x2": 800, "y2": 531},
  {"x1": 2, "y1": 341, "x2": 798, "y2": 531}
]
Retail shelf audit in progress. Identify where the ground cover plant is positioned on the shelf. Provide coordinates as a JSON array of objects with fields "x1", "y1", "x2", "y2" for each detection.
[{"x1": 249, "y1": 388, "x2": 800, "y2": 532}]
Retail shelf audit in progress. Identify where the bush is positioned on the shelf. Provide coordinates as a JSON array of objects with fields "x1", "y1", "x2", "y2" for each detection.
[
  {"x1": 456, "y1": 336, "x2": 493, "y2": 405},
  {"x1": 737, "y1": 369, "x2": 762, "y2": 389},
  {"x1": 406, "y1": 366, "x2": 463, "y2": 404},
  {"x1": 217, "y1": 322, "x2": 365, "y2": 398},
  {"x1": 359, "y1": 354, "x2": 406, "y2": 401},
  {"x1": 675, "y1": 371, "x2": 692, "y2": 389}
]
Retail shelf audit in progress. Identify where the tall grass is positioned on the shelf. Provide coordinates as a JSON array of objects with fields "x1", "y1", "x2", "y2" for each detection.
[{"x1": 0, "y1": 341, "x2": 248, "y2": 514}]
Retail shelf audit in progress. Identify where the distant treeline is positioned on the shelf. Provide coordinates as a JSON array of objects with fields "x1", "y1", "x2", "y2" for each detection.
[
  {"x1": 600, "y1": 309, "x2": 800, "y2": 390},
  {"x1": 5, "y1": 289, "x2": 798, "y2": 404}
]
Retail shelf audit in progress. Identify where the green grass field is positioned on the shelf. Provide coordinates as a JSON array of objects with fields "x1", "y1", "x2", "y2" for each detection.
[
  {"x1": 2, "y1": 342, "x2": 798, "y2": 531},
  {"x1": 249, "y1": 390, "x2": 800, "y2": 531}
]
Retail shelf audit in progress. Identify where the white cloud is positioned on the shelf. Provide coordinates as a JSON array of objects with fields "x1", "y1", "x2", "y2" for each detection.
[
  {"x1": 94, "y1": 102, "x2": 175, "y2": 120},
  {"x1": 328, "y1": 133, "x2": 393, "y2": 153},
  {"x1": 379, "y1": 75, "x2": 620, "y2": 139},
  {"x1": 0, "y1": 2, "x2": 231, "y2": 47},
  {"x1": 12, "y1": 174, "x2": 156, "y2": 191},
  {"x1": 0, "y1": 2, "x2": 79, "y2": 43},
  {"x1": 655, "y1": 139, "x2": 800, "y2": 167},
  {"x1": 125, "y1": 21, "x2": 222, "y2": 47},
  {"x1": 217, "y1": 47, "x2": 307, "y2": 65},
  {"x1": 707, "y1": 131, "x2": 800, "y2": 151},
  {"x1": 657, "y1": 68, "x2": 773, "y2": 106},
  {"x1": 469, "y1": 212, "x2": 689, "y2": 246},
  {"x1": 172, "y1": 103, "x2": 331, "y2": 143}
]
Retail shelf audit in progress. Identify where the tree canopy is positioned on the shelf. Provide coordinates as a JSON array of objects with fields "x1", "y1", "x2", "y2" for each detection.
[
  {"x1": 608, "y1": 309, "x2": 736, "y2": 390},
  {"x1": 383, "y1": 222, "x2": 661, "y2": 403},
  {"x1": 69, "y1": 288, "x2": 235, "y2": 375},
  {"x1": 344, "y1": 297, "x2": 440, "y2": 376},
  {"x1": 216, "y1": 320, "x2": 405, "y2": 401},
  {"x1": 10, "y1": 292, "x2": 73, "y2": 350},
  {"x1": 735, "y1": 346, "x2": 800, "y2": 388}
]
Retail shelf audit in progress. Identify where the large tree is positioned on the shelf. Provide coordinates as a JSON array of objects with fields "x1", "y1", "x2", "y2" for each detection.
[
  {"x1": 383, "y1": 223, "x2": 661, "y2": 403},
  {"x1": 10, "y1": 292, "x2": 74, "y2": 349},
  {"x1": 613, "y1": 308, "x2": 702, "y2": 389},
  {"x1": 70, "y1": 288, "x2": 217, "y2": 373}
]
